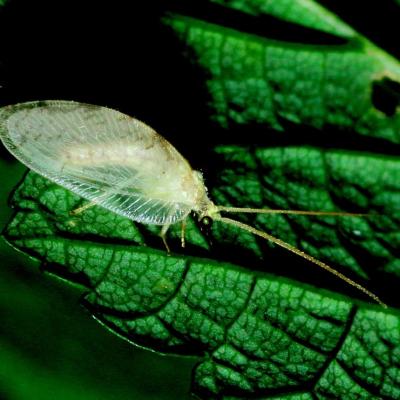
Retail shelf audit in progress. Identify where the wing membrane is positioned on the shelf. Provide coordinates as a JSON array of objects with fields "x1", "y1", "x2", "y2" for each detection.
[{"x1": 0, "y1": 100, "x2": 194, "y2": 224}]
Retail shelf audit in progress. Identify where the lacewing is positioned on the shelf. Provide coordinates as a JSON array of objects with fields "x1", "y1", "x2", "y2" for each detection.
[{"x1": 0, "y1": 100, "x2": 386, "y2": 307}]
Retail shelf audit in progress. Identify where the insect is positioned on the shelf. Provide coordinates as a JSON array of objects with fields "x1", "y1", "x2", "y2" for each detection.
[{"x1": 0, "y1": 100, "x2": 386, "y2": 307}]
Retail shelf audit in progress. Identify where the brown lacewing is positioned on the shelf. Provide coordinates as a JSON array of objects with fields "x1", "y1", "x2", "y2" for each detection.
[{"x1": 0, "y1": 100, "x2": 386, "y2": 307}]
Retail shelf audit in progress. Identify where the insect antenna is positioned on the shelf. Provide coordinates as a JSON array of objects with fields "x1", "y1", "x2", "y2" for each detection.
[
  {"x1": 214, "y1": 215, "x2": 387, "y2": 308},
  {"x1": 216, "y1": 206, "x2": 369, "y2": 218}
]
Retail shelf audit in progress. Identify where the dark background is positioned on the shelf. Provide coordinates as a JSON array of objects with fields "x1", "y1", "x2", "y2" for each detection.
[{"x1": 1, "y1": 1, "x2": 399, "y2": 399}]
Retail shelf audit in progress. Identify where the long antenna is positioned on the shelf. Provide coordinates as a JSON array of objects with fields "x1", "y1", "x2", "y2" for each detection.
[
  {"x1": 217, "y1": 206, "x2": 368, "y2": 217},
  {"x1": 216, "y1": 216, "x2": 387, "y2": 308}
]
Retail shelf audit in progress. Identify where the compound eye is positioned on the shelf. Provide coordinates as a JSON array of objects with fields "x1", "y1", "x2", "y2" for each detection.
[{"x1": 200, "y1": 216, "x2": 213, "y2": 228}]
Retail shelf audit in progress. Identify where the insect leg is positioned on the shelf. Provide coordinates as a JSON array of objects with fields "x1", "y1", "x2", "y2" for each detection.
[
  {"x1": 70, "y1": 201, "x2": 97, "y2": 215},
  {"x1": 160, "y1": 224, "x2": 171, "y2": 253},
  {"x1": 181, "y1": 220, "x2": 187, "y2": 248}
]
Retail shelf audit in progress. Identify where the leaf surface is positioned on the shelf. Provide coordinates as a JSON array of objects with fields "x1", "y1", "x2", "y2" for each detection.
[
  {"x1": 4, "y1": 170, "x2": 400, "y2": 398},
  {"x1": 3, "y1": 0, "x2": 400, "y2": 399},
  {"x1": 164, "y1": 0, "x2": 400, "y2": 143}
]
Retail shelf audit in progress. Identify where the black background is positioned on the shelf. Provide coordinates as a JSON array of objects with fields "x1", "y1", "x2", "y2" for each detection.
[{"x1": 0, "y1": 1, "x2": 399, "y2": 399}]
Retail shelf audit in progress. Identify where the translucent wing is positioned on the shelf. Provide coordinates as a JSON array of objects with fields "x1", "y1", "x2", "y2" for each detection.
[{"x1": 0, "y1": 100, "x2": 202, "y2": 225}]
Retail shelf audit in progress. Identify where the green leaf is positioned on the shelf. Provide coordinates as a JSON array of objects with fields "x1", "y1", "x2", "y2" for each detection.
[
  {"x1": 212, "y1": 146, "x2": 400, "y2": 282},
  {"x1": 3, "y1": 1, "x2": 400, "y2": 399},
  {"x1": 210, "y1": 0, "x2": 357, "y2": 37},
  {"x1": 4, "y1": 168, "x2": 400, "y2": 398},
  {"x1": 163, "y1": 0, "x2": 400, "y2": 143}
]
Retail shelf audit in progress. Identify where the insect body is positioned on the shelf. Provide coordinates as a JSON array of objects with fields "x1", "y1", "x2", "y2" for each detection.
[
  {"x1": 0, "y1": 100, "x2": 386, "y2": 307},
  {"x1": 0, "y1": 101, "x2": 213, "y2": 224}
]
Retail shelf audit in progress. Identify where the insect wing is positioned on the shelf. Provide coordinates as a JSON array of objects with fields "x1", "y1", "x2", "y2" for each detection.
[{"x1": 0, "y1": 100, "x2": 194, "y2": 224}]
